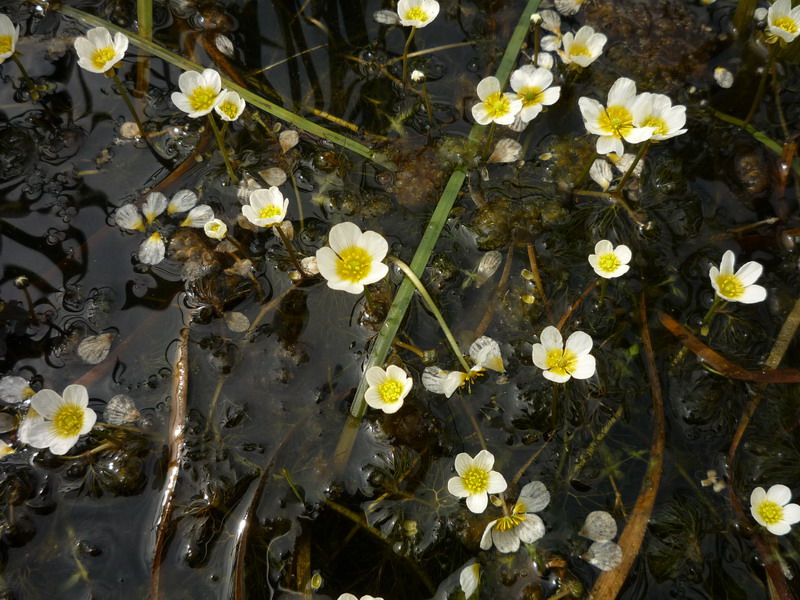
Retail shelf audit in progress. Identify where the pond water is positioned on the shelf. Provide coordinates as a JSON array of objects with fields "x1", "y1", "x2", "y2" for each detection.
[{"x1": 1, "y1": 0, "x2": 799, "y2": 599}]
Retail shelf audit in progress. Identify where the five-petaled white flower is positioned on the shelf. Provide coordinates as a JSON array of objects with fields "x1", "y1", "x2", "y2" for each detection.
[
  {"x1": 364, "y1": 365, "x2": 413, "y2": 414},
  {"x1": 25, "y1": 385, "x2": 97, "y2": 455},
  {"x1": 74, "y1": 26, "x2": 129, "y2": 74},
  {"x1": 0, "y1": 14, "x2": 19, "y2": 64},
  {"x1": 171, "y1": 68, "x2": 225, "y2": 118},
  {"x1": 204, "y1": 218, "x2": 228, "y2": 240},
  {"x1": 448, "y1": 450, "x2": 507, "y2": 513},
  {"x1": 709, "y1": 250, "x2": 767, "y2": 304},
  {"x1": 557, "y1": 25, "x2": 606, "y2": 67},
  {"x1": 471, "y1": 76, "x2": 523, "y2": 126},
  {"x1": 421, "y1": 336, "x2": 504, "y2": 397},
  {"x1": 480, "y1": 480, "x2": 550, "y2": 553},
  {"x1": 637, "y1": 93, "x2": 687, "y2": 141},
  {"x1": 532, "y1": 326, "x2": 596, "y2": 383},
  {"x1": 578, "y1": 77, "x2": 653, "y2": 156},
  {"x1": 509, "y1": 65, "x2": 561, "y2": 123},
  {"x1": 768, "y1": 0, "x2": 800, "y2": 44},
  {"x1": 396, "y1": 0, "x2": 440, "y2": 27},
  {"x1": 214, "y1": 90, "x2": 246, "y2": 122},
  {"x1": 588, "y1": 240, "x2": 632, "y2": 279},
  {"x1": 242, "y1": 186, "x2": 289, "y2": 228},
  {"x1": 316, "y1": 222, "x2": 389, "y2": 294},
  {"x1": 750, "y1": 484, "x2": 800, "y2": 535}
]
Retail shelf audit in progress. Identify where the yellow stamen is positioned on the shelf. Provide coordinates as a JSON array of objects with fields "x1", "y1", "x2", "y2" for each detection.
[
  {"x1": 52, "y1": 405, "x2": 85, "y2": 438},
  {"x1": 546, "y1": 348, "x2": 577, "y2": 377},
  {"x1": 217, "y1": 101, "x2": 240, "y2": 120},
  {"x1": 91, "y1": 46, "x2": 116, "y2": 71},
  {"x1": 774, "y1": 16, "x2": 798, "y2": 34},
  {"x1": 336, "y1": 246, "x2": 373, "y2": 283},
  {"x1": 642, "y1": 115, "x2": 668, "y2": 136},
  {"x1": 378, "y1": 378, "x2": 404, "y2": 404},
  {"x1": 598, "y1": 252, "x2": 621, "y2": 274},
  {"x1": 483, "y1": 91, "x2": 512, "y2": 120},
  {"x1": 570, "y1": 43, "x2": 591, "y2": 57},
  {"x1": 187, "y1": 86, "x2": 219, "y2": 112},
  {"x1": 495, "y1": 513, "x2": 526, "y2": 531},
  {"x1": 518, "y1": 86, "x2": 543, "y2": 108},
  {"x1": 258, "y1": 204, "x2": 283, "y2": 220},
  {"x1": 716, "y1": 274, "x2": 744, "y2": 299},
  {"x1": 757, "y1": 500, "x2": 784, "y2": 525},
  {"x1": 597, "y1": 105, "x2": 634, "y2": 139},
  {"x1": 461, "y1": 467, "x2": 489, "y2": 494},
  {"x1": 404, "y1": 6, "x2": 429, "y2": 22},
  {"x1": 0, "y1": 36, "x2": 12, "y2": 55}
]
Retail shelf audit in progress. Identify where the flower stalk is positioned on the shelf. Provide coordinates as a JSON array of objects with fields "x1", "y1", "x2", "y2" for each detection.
[
  {"x1": 207, "y1": 113, "x2": 239, "y2": 184},
  {"x1": 402, "y1": 26, "x2": 417, "y2": 86},
  {"x1": 110, "y1": 70, "x2": 146, "y2": 138},
  {"x1": 273, "y1": 224, "x2": 308, "y2": 278},
  {"x1": 614, "y1": 139, "x2": 651, "y2": 192},
  {"x1": 745, "y1": 44, "x2": 778, "y2": 126},
  {"x1": 11, "y1": 54, "x2": 40, "y2": 101}
]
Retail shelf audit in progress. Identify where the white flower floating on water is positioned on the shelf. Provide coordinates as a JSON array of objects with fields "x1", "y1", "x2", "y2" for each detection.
[
  {"x1": 471, "y1": 76, "x2": 523, "y2": 126},
  {"x1": 422, "y1": 336, "x2": 504, "y2": 397},
  {"x1": 74, "y1": 26, "x2": 129, "y2": 74},
  {"x1": 638, "y1": 93, "x2": 687, "y2": 141},
  {"x1": 364, "y1": 365, "x2": 413, "y2": 414},
  {"x1": 588, "y1": 240, "x2": 632, "y2": 279},
  {"x1": 480, "y1": 480, "x2": 550, "y2": 553},
  {"x1": 316, "y1": 222, "x2": 389, "y2": 294},
  {"x1": 447, "y1": 449, "x2": 507, "y2": 514},
  {"x1": 24, "y1": 384, "x2": 97, "y2": 455},
  {"x1": 509, "y1": 65, "x2": 560, "y2": 124},
  {"x1": 579, "y1": 77, "x2": 653, "y2": 156},
  {"x1": 750, "y1": 484, "x2": 800, "y2": 535},
  {"x1": 580, "y1": 510, "x2": 623, "y2": 571},
  {"x1": 532, "y1": 326, "x2": 596, "y2": 383},
  {"x1": 242, "y1": 186, "x2": 289, "y2": 228},
  {"x1": 171, "y1": 68, "x2": 225, "y2": 118},
  {"x1": 557, "y1": 25, "x2": 606, "y2": 67},
  {"x1": 767, "y1": 0, "x2": 800, "y2": 44},
  {"x1": 214, "y1": 90, "x2": 246, "y2": 122},
  {"x1": 0, "y1": 14, "x2": 20, "y2": 64},
  {"x1": 396, "y1": 0, "x2": 440, "y2": 27},
  {"x1": 709, "y1": 250, "x2": 767, "y2": 304},
  {"x1": 204, "y1": 218, "x2": 228, "y2": 240}
]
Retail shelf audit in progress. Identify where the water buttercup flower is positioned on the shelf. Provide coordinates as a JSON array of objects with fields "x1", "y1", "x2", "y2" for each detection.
[
  {"x1": 214, "y1": 90, "x2": 246, "y2": 122},
  {"x1": 750, "y1": 484, "x2": 800, "y2": 535},
  {"x1": 532, "y1": 326, "x2": 596, "y2": 383},
  {"x1": 25, "y1": 385, "x2": 97, "y2": 455},
  {"x1": 709, "y1": 250, "x2": 767, "y2": 304},
  {"x1": 242, "y1": 186, "x2": 289, "y2": 228},
  {"x1": 637, "y1": 93, "x2": 687, "y2": 141},
  {"x1": 421, "y1": 336, "x2": 504, "y2": 397},
  {"x1": 588, "y1": 240, "x2": 632, "y2": 279},
  {"x1": 74, "y1": 27, "x2": 129, "y2": 73},
  {"x1": 579, "y1": 77, "x2": 653, "y2": 155},
  {"x1": 316, "y1": 222, "x2": 389, "y2": 294},
  {"x1": 0, "y1": 14, "x2": 19, "y2": 64},
  {"x1": 397, "y1": 0, "x2": 440, "y2": 27},
  {"x1": 558, "y1": 25, "x2": 606, "y2": 67},
  {"x1": 448, "y1": 450, "x2": 507, "y2": 513},
  {"x1": 509, "y1": 65, "x2": 560, "y2": 123},
  {"x1": 171, "y1": 68, "x2": 225, "y2": 118},
  {"x1": 204, "y1": 218, "x2": 228, "y2": 240},
  {"x1": 365, "y1": 365, "x2": 413, "y2": 414},
  {"x1": 480, "y1": 480, "x2": 550, "y2": 553},
  {"x1": 471, "y1": 76, "x2": 523, "y2": 126},
  {"x1": 767, "y1": 0, "x2": 800, "y2": 44}
]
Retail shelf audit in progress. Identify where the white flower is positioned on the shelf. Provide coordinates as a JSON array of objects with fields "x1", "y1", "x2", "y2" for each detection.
[
  {"x1": 25, "y1": 385, "x2": 97, "y2": 455},
  {"x1": 138, "y1": 232, "x2": 166, "y2": 265},
  {"x1": 421, "y1": 367, "x2": 470, "y2": 398},
  {"x1": 750, "y1": 485, "x2": 800, "y2": 535},
  {"x1": 447, "y1": 450, "x2": 507, "y2": 513},
  {"x1": 589, "y1": 159, "x2": 613, "y2": 191},
  {"x1": 0, "y1": 375, "x2": 35, "y2": 404},
  {"x1": 421, "y1": 336, "x2": 504, "y2": 397},
  {"x1": 142, "y1": 192, "x2": 168, "y2": 224},
  {"x1": 242, "y1": 186, "x2": 289, "y2": 228},
  {"x1": 471, "y1": 76, "x2": 523, "y2": 126},
  {"x1": 469, "y1": 336, "x2": 505, "y2": 372},
  {"x1": 74, "y1": 26, "x2": 128, "y2": 74},
  {"x1": 637, "y1": 93, "x2": 687, "y2": 141},
  {"x1": 364, "y1": 365, "x2": 413, "y2": 414},
  {"x1": 588, "y1": 240, "x2": 631, "y2": 279},
  {"x1": 578, "y1": 77, "x2": 653, "y2": 155},
  {"x1": 509, "y1": 65, "x2": 560, "y2": 123},
  {"x1": 316, "y1": 222, "x2": 389, "y2": 294},
  {"x1": 411, "y1": 69, "x2": 426, "y2": 83},
  {"x1": 167, "y1": 190, "x2": 197, "y2": 215},
  {"x1": 204, "y1": 218, "x2": 228, "y2": 240},
  {"x1": 480, "y1": 481, "x2": 549, "y2": 553},
  {"x1": 396, "y1": 0, "x2": 440, "y2": 27},
  {"x1": 767, "y1": 0, "x2": 800, "y2": 44},
  {"x1": 459, "y1": 562, "x2": 480, "y2": 599},
  {"x1": 171, "y1": 68, "x2": 225, "y2": 118},
  {"x1": 180, "y1": 204, "x2": 214, "y2": 228},
  {"x1": 533, "y1": 52, "x2": 555, "y2": 70},
  {"x1": 709, "y1": 250, "x2": 767, "y2": 304},
  {"x1": 214, "y1": 90, "x2": 246, "y2": 122},
  {"x1": 0, "y1": 14, "x2": 20, "y2": 64},
  {"x1": 558, "y1": 25, "x2": 606, "y2": 67},
  {"x1": 532, "y1": 326, "x2": 596, "y2": 383}
]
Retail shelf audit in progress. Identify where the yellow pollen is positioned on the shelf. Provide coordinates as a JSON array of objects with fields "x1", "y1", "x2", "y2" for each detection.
[
  {"x1": 91, "y1": 46, "x2": 116, "y2": 71},
  {"x1": 484, "y1": 91, "x2": 512, "y2": 120},
  {"x1": 378, "y1": 378, "x2": 404, "y2": 404},
  {"x1": 757, "y1": 500, "x2": 784, "y2": 525},
  {"x1": 258, "y1": 204, "x2": 283, "y2": 220},
  {"x1": 570, "y1": 43, "x2": 591, "y2": 57},
  {"x1": 187, "y1": 85, "x2": 218, "y2": 112},
  {"x1": 0, "y1": 36, "x2": 12, "y2": 55},
  {"x1": 208, "y1": 222, "x2": 222, "y2": 233},
  {"x1": 461, "y1": 466, "x2": 489, "y2": 495},
  {"x1": 643, "y1": 115, "x2": 668, "y2": 136},
  {"x1": 597, "y1": 105, "x2": 634, "y2": 138},
  {"x1": 775, "y1": 16, "x2": 798, "y2": 34},
  {"x1": 546, "y1": 348, "x2": 577, "y2": 376},
  {"x1": 495, "y1": 513, "x2": 526, "y2": 531},
  {"x1": 598, "y1": 252, "x2": 621, "y2": 274},
  {"x1": 336, "y1": 246, "x2": 373, "y2": 283},
  {"x1": 218, "y1": 101, "x2": 239, "y2": 120},
  {"x1": 52, "y1": 405, "x2": 85, "y2": 438},
  {"x1": 518, "y1": 86, "x2": 543, "y2": 108},
  {"x1": 716, "y1": 274, "x2": 744, "y2": 299},
  {"x1": 404, "y1": 6, "x2": 429, "y2": 22}
]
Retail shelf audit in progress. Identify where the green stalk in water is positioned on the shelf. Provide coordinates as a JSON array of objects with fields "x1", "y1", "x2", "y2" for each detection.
[
  {"x1": 207, "y1": 113, "x2": 239, "y2": 184},
  {"x1": 614, "y1": 139, "x2": 651, "y2": 192},
  {"x1": 110, "y1": 71, "x2": 146, "y2": 138},
  {"x1": 402, "y1": 26, "x2": 417, "y2": 86},
  {"x1": 11, "y1": 54, "x2": 40, "y2": 101},
  {"x1": 744, "y1": 44, "x2": 778, "y2": 126},
  {"x1": 272, "y1": 224, "x2": 307, "y2": 278}
]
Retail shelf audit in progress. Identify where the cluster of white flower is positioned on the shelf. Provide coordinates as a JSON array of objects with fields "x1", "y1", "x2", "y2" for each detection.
[
  {"x1": 171, "y1": 68, "x2": 246, "y2": 122},
  {"x1": 472, "y1": 67, "x2": 560, "y2": 129}
]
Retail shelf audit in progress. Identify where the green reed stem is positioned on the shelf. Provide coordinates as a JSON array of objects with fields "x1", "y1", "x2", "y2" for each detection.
[
  {"x1": 110, "y1": 71, "x2": 146, "y2": 137},
  {"x1": 614, "y1": 139, "x2": 651, "y2": 192},
  {"x1": 420, "y1": 80, "x2": 434, "y2": 126},
  {"x1": 207, "y1": 113, "x2": 239, "y2": 184},
  {"x1": 402, "y1": 26, "x2": 417, "y2": 87},
  {"x1": 744, "y1": 44, "x2": 778, "y2": 126},
  {"x1": 11, "y1": 54, "x2": 39, "y2": 101},
  {"x1": 273, "y1": 224, "x2": 307, "y2": 277}
]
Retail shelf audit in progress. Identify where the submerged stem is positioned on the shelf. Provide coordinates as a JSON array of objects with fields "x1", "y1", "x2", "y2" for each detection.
[
  {"x1": 402, "y1": 26, "x2": 417, "y2": 86},
  {"x1": 614, "y1": 139, "x2": 651, "y2": 192},
  {"x1": 745, "y1": 45, "x2": 778, "y2": 126},
  {"x1": 207, "y1": 112, "x2": 239, "y2": 184},
  {"x1": 272, "y1": 224, "x2": 308, "y2": 277},
  {"x1": 11, "y1": 54, "x2": 39, "y2": 101},
  {"x1": 111, "y1": 71, "x2": 146, "y2": 138}
]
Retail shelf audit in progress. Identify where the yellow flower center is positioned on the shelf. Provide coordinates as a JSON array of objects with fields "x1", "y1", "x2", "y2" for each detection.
[
  {"x1": 217, "y1": 100, "x2": 240, "y2": 120},
  {"x1": 187, "y1": 85, "x2": 219, "y2": 112},
  {"x1": 0, "y1": 36, "x2": 12, "y2": 55},
  {"x1": 378, "y1": 378, "x2": 404, "y2": 404},
  {"x1": 598, "y1": 252, "x2": 621, "y2": 274},
  {"x1": 546, "y1": 348, "x2": 577, "y2": 376},
  {"x1": 642, "y1": 115, "x2": 668, "y2": 137},
  {"x1": 404, "y1": 6, "x2": 429, "y2": 22},
  {"x1": 484, "y1": 91, "x2": 512, "y2": 120},
  {"x1": 774, "y1": 16, "x2": 798, "y2": 34},
  {"x1": 518, "y1": 86, "x2": 543, "y2": 108},
  {"x1": 494, "y1": 513, "x2": 526, "y2": 531},
  {"x1": 258, "y1": 204, "x2": 283, "y2": 220},
  {"x1": 336, "y1": 246, "x2": 373, "y2": 283},
  {"x1": 570, "y1": 43, "x2": 591, "y2": 57},
  {"x1": 757, "y1": 499, "x2": 784, "y2": 525},
  {"x1": 91, "y1": 46, "x2": 116, "y2": 71},
  {"x1": 461, "y1": 466, "x2": 489, "y2": 495},
  {"x1": 597, "y1": 105, "x2": 634, "y2": 139},
  {"x1": 716, "y1": 274, "x2": 744, "y2": 299},
  {"x1": 52, "y1": 405, "x2": 86, "y2": 438}
]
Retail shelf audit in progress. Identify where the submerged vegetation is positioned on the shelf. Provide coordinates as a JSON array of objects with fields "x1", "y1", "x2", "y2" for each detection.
[{"x1": 1, "y1": 0, "x2": 800, "y2": 599}]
